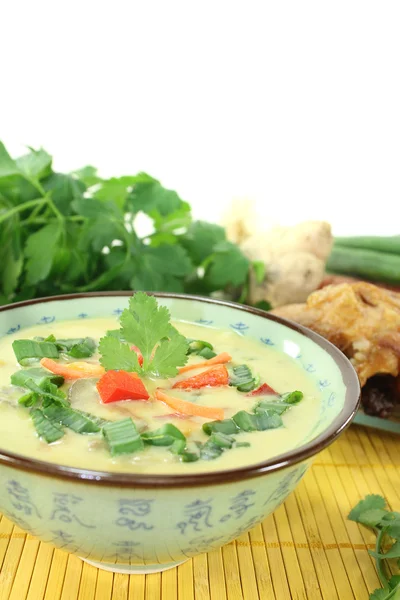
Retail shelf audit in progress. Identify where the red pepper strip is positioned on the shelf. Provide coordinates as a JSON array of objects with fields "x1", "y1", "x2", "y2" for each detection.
[
  {"x1": 96, "y1": 370, "x2": 149, "y2": 403},
  {"x1": 173, "y1": 364, "x2": 229, "y2": 390},
  {"x1": 246, "y1": 382, "x2": 277, "y2": 396},
  {"x1": 130, "y1": 345, "x2": 144, "y2": 367},
  {"x1": 155, "y1": 389, "x2": 224, "y2": 420}
]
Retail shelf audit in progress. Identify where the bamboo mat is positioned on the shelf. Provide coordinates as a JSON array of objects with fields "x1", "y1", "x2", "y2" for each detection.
[{"x1": 1, "y1": 425, "x2": 399, "y2": 600}]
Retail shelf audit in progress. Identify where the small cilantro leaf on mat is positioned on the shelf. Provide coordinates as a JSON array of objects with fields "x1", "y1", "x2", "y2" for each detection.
[
  {"x1": 348, "y1": 495, "x2": 386, "y2": 522},
  {"x1": 348, "y1": 495, "x2": 400, "y2": 600}
]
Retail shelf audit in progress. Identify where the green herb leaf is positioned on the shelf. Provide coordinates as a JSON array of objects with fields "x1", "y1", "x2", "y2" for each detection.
[
  {"x1": 24, "y1": 222, "x2": 62, "y2": 285},
  {"x1": 252, "y1": 261, "x2": 265, "y2": 284},
  {"x1": 0, "y1": 141, "x2": 19, "y2": 179},
  {"x1": 370, "y1": 542, "x2": 400, "y2": 561},
  {"x1": 100, "y1": 292, "x2": 188, "y2": 376},
  {"x1": 205, "y1": 241, "x2": 250, "y2": 289},
  {"x1": 16, "y1": 148, "x2": 52, "y2": 180},
  {"x1": 99, "y1": 337, "x2": 140, "y2": 372},
  {"x1": 356, "y1": 509, "x2": 388, "y2": 528},
  {"x1": 129, "y1": 180, "x2": 185, "y2": 217},
  {"x1": 348, "y1": 495, "x2": 386, "y2": 523},
  {"x1": 182, "y1": 221, "x2": 226, "y2": 265},
  {"x1": 150, "y1": 329, "x2": 189, "y2": 377}
]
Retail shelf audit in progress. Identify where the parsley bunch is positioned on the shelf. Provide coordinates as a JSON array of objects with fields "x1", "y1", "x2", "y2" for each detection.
[
  {"x1": 349, "y1": 495, "x2": 400, "y2": 599},
  {"x1": 0, "y1": 142, "x2": 257, "y2": 306},
  {"x1": 99, "y1": 292, "x2": 189, "y2": 377}
]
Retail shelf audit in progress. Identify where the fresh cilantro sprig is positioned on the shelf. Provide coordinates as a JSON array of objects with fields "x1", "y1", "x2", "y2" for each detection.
[
  {"x1": 0, "y1": 141, "x2": 254, "y2": 307},
  {"x1": 348, "y1": 495, "x2": 400, "y2": 599},
  {"x1": 99, "y1": 292, "x2": 189, "y2": 377}
]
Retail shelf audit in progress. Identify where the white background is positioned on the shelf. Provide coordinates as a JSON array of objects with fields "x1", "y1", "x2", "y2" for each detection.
[{"x1": 1, "y1": 1, "x2": 399, "y2": 235}]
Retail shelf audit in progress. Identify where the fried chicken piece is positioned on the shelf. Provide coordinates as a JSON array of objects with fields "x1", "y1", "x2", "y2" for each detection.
[{"x1": 272, "y1": 282, "x2": 400, "y2": 386}]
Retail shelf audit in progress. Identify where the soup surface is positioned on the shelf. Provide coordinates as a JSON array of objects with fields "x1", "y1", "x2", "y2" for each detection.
[{"x1": 0, "y1": 309, "x2": 321, "y2": 474}]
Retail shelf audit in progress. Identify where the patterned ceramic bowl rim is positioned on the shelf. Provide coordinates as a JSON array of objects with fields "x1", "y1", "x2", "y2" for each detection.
[{"x1": 0, "y1": 292, "x2": 361, "y2": 488}]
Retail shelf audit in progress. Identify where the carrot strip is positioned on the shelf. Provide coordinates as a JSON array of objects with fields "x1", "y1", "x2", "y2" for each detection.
[
  {"x1": 178, "y1": 352, "x2": 232, "y2": 374},
  {"x1": 40, "y1": 357, "x2": 105, "y2": 380},
  {"x1": 173, "y1": 364, "x2": 229, "y2": 390},
  {"x1": 155, "y1": 389, "x2": 224, "y2": 420}
]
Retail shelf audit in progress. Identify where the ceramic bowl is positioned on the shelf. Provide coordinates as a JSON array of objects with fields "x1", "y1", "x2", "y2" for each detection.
[{"x1": 0, "y1": 293, "x2": 360, "y2": 574}]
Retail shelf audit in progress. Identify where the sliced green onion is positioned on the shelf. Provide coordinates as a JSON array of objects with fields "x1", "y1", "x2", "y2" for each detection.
[
  {"x1": 102, "y1": 418, "x2": 144, "y2": 456},
  {"x1": 237, "y1": 376, "x2": 259, "y2": 393},
  {"x1": 208, "y1": 432, "x2": 235, "y2": 449},
  {"x1": 186, "y1": 339, "x2": 214, "y2": 355},
  {"x1": 280, "y1": 391, "x2": 303, "y2": 404},
  {"x1": 235, "y1": 441, "x2": 251, "y2": 448},
  {"x1": 197, "y1": 347, "x2": 217, "y2": 359},
  {"x1": 22, "y1": 379, "x2": 69, "y2": 407},
  {"x1": 18, "y1": 392, "x2": 39, "y2": 407},
  {"x1": 232, "y1": 410, "x2": 283, "y2": 432},
  {"x1": 180, "y1": 450, "x2": 200, "y2": 462},
  {"x1": 203, "y1": 418, "x2": 240, "y2": 436},
  {"x1": 43, "y1": 405, "x2": 101, "y2": 434},
  {"x1": 11, "y1": 367, "x2": 64, "y2": 389},
  {"x1": 229, "y1": 364, "x2": 258, "y2": 392},
  {"x1": 254, "y1": 401, "x2": 289, "y2": 416},
  {"x1": 142, "y1": 423, "x2": 186, "y2": 446},
  {"x1": 78, "y1": 411, "x2": 110, "y2": 428},
  {"x1": 31, "y1": 408, "x2": 64, "y2": 443},
  {"x1": 58, "y1": 337, "x2": 96, "y2": 358},
  {"x1": 255, "y1": 411, "x2": 283, "y2": 430},
  {"x1": 12, "y1": 340, "x2": 59, "y2": 363},
  {"x1": 232, "y1": 410, "x2": 259, "y2": 431},
  {"x1": 170, "y1": 439, "x2": 187, "y2": 454},
  {"x1": 169, "y1": 439, "x2": 200, "y2": 462},
  {"x1": 200, "y1": 440, "x2": 223, "y2": 460}
]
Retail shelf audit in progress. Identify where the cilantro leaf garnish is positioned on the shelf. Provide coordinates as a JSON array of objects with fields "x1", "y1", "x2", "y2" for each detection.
[
  {"x1": 348, "y1": 495, "x2": 400, "y2": 600},
  {"x1": 99, "y1": 292, "x2": 188, "y2": 377},
  {"x1": 98, "y1": 336, "x2": 140, "y2": 372}
]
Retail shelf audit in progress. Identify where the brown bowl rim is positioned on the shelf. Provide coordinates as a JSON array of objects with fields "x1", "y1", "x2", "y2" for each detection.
[{"x1": 0, "y1": 292, "x2": 361, "y2": 488}]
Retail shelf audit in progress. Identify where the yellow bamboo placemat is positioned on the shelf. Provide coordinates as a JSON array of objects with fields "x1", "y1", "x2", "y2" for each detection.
[{"x1": 1, "y1": 424, "x2": 399, "y2": 600}]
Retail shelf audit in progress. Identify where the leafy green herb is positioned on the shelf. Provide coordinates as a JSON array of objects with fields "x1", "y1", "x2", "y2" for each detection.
[
  {"x1": 99, "y1": 292, "x2": 188, "y2": 377},
  {"x1": 348, "y1": 495, "x2": 400, "y2": 599},
  {"x1": 0, "y1": 142, "x2": 252, "y2": 305}
]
